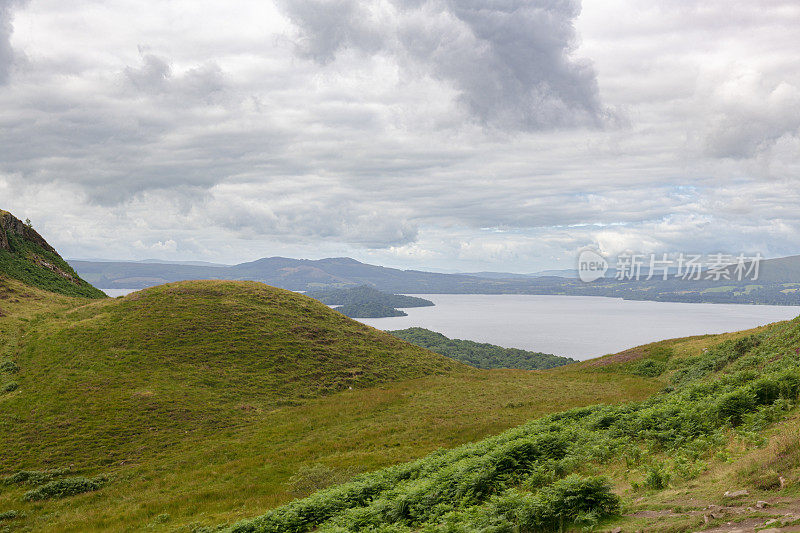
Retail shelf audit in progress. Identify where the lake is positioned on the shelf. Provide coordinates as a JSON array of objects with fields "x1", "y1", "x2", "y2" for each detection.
[
  {"x1": 357, "y1": 294, "x2": 800, "y2": 360},
  {"x1": 103, "y1": 289, "x2": 799, "y2": 361}
]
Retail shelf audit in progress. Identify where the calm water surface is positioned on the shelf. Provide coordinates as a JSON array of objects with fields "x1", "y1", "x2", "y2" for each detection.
[
  {"x1": 103, "y1": 289, "x2": 799, "y2": 361},
  {"x1": 357, "y1": 294, "x2": 800, "y2": 360}
]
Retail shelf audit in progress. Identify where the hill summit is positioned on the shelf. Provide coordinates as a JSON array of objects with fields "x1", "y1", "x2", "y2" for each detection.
[{"x1": 0, "y1": 209, "x2": 104, "y2": 298}]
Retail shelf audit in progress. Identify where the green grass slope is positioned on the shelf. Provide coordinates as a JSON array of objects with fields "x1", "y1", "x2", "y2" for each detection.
[
  {"x1": 0, "y1": 278, "x2": 664, "y2": 532},
  {"x1": 226, "y1": 315, "x2": 800, "y2": 533},
  {"x1": 1, "y1": 280, "x2": 462, "y2": 468},
  {"x1": 0, "y1": 210, "x2": 105, "y2": 298}
]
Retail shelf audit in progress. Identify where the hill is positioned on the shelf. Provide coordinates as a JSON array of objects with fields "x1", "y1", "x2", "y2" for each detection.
[
  {"x1": 307, "y1": 285, "x2": 434, "y2": 309},
  {"x1": 0, "y1": 210, "x2": 104, "y2": 298},
  {"x1": 71, "y1": 255, "x2": 800, "y2": 305},
  {"x1": 225, "y1": 315, "x2": 800, "y2": 533},
  {"x1": 389, "y1": 327, "x2": 576, "y2": 370},
  {"x1": 0, "y1": 276, "x2": 663, "y2": 531},
  {"x1": 334, "y1": 302, "x2": 408, "y2": 318},
  {"x1": 70, "y1": 256, "x2": 486, "y2": 292},
  {"x1": 307, "y1": 285, "x2": 434, "y2": 318}
]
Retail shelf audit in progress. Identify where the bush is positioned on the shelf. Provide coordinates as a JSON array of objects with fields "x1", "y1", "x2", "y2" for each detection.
[
  {"x1": 715, "y1": 390, "x2": 756, "y2": 426},
  {"x1": 643, "y1": 465, "x2": 670, "y2": 490},
  {"x1": 22, "y1": 476, "x2": 105, "y2": 501},
  {"x1": 0, "y1": 360, "x2": 19, "y2": 374},
  {"x1": 0, "y1": 510, "x2": 22, "y2": 521},
  {"x1": 2, "y1": 382, "x2": 18, "y2": 393},
  {"x1": 3, "y1": 468, "x2": 69, "y2": 486},
  {"x1": 629, "y1": 359, "x2": 666, "y2": 377},
  {"x1": 517, "y1": 475, "x2": 620, "y2": 531}
]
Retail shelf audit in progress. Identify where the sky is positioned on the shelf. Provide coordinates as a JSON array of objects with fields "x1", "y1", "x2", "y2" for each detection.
[{"x1": 1, "y1": 0, "x2": 799, "y2": 272}]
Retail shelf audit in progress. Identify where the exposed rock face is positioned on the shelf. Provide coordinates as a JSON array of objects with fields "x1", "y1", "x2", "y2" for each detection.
[{"x1": 0, "y1": 210, "x2": 59, "y2": 255}]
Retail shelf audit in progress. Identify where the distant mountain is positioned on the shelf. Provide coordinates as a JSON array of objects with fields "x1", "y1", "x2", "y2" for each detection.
[
  {"x1": 0, "y1": 210, "x2": 105, "y2": 298},
  {"x1": 70, "y1": 254, "x2": 800, "y2": 305},
  {"x1": 72, "y1": 256, "x2": 490, "y2": 292}
]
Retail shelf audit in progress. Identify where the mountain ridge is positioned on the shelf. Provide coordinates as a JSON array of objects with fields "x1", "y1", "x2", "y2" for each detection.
[{"x1": 71, "y1": 254, "x2": 800, "y2": 304}]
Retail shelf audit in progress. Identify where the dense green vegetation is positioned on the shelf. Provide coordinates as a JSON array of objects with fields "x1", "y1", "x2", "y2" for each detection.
[
  {"x1": 307, "y1": 286, "x2": 434, "y2": 309},
  {"x1": 225, "y1": 317, "x2": 800, "y2": 532},
  {"x1": 307, "y1": 285, "x2": 433, "y2": 318},
  {"x1": 0, "y1": 211, "x2": 105, "y2": 298},
  {"x1": 389, "y1": 327, "x2": 576, "y2": 370},
  {"x1": 335, "y1": 302, "x2": 408, "y2": 318}
]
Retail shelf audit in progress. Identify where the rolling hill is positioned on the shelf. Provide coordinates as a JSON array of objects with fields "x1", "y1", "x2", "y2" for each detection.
[
  {"x1": 0, "y1": 277, "x2": 662, "y2": 532},
  {"x1": 0, "y1": 215, "x2": 663, "y2": 531},
  {"x1": 4, "y1": 211, "x2": 800, "y2": 532}
]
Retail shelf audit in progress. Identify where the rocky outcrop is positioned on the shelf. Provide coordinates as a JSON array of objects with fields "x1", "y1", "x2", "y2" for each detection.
[{"x1": 0, "y1": 210, "x2": 59, "y2": 255}]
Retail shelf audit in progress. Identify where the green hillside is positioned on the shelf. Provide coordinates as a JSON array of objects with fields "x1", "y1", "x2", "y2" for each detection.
[
  {"x1": 0, "y1": 210, "x2": 104, "y2": 298},
  {"x1": 1, "y1": 280, "x2": 461, "y2": 469},
  {"x1": 0, "y1": 276, "x2": 664, "y2": 532},
  {"x1": 226, "y1": 316, "x2": 800, "y2": 533},
  {"x1": 3, "y1": 220, "x2": 799, "y2": 532},
  {"x1": 389, "y1": 327, "x2": 576, "y2": 370}
]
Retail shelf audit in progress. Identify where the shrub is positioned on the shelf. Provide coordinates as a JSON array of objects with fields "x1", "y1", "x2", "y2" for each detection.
[
  {"x1": 517, "y1": 475, "x2": 620, "y2": 531},
  {"x1": 629, "y1": 359, "x2": 666, "y2": 377},
  {"x1": 1, "y1": 381, "x2": 17, "y2": 393},
  {"x1": 0, "y1": 360, "x2": 19, "y2": 374},
  {"x1": 0, "y1": 510, "x2": 22, "y2": 521},
  {"x1": 643, "y1": 465, "x2": 670, "y2": 490},
  {"x1": 22, "y1": 476, "x2": 105, "y2": 501},
  {"x1": 3, "y1": 468, "x2": 69, "y2": 486},
  {"x1": 715, "y1": 390, "x2": 756, "y2": 426}
]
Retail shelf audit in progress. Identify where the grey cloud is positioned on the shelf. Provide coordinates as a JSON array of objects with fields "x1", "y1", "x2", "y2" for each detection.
[
  {"x1": 278, "y1": 0, "x2": 384, "y2": 63},
  {"x1": 0, "y1": 0, "x2": 25, "y2": 85},
  {"x1": 205, "y1": 185, "x2": 419, "y2": 248},
  {"x1": 124, "y1": 53, "x2": 171, "y2": 92},
  {"x1": 279, "y1": 0, "x2": 604, "y2": 130},
  {"x1": 704, "y1": 81, "x2": 800, "y2": 159},
  {"x1": 124, "y1": 52, "x2": 226, "y2": 101}
]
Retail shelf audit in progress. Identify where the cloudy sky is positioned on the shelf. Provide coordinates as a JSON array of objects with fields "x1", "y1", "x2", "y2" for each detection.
[{"x1": 1, "y1": 0, "x2": 799, "y2": 272}]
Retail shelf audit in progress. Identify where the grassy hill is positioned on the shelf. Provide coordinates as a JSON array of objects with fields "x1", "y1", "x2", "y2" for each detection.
[
  {"x1": 0, "y1": 277, "x2": 666, "y2": 531},
  {"x1": 4, "y1": 218, "x2": 800, "y2": 531},
  {"x1": 0, "y1": 210, "x2": 104, "y2": 298},
  {"x1": 225, "y1": 316, "x2": 800, "y2": 533}
]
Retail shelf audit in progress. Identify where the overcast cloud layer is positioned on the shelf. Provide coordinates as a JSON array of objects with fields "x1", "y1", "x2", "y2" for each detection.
[{"x1": 1, "y1": 0, "x2": 799, "y2": 271}]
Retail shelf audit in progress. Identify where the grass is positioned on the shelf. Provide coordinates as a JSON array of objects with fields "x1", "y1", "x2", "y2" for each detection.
[
  {"x1": 1, "y1": 275, "x2": 797, "y2": 531},
  {"x1": 224, "y1": 315, "x2": 800, "y2": 532},
  {"x1": 0, "y1": 278, "x2": 667, "y2": 532},
  {"x1": 0, "y1": 224, "x2": 105, "y2": 298}
]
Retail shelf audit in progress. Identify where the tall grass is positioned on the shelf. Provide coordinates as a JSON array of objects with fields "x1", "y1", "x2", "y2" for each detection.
[{"x1": 226, "y1": 324, "x2": 800, "y2": 532}]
